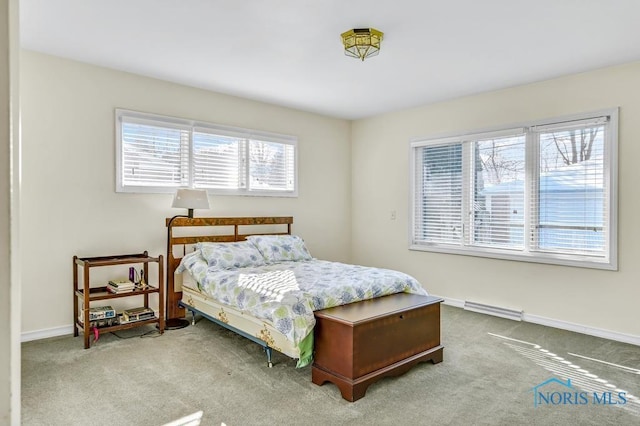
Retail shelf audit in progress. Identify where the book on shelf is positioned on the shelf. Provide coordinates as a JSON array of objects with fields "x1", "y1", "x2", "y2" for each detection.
[
  {"x1": 122, "y1": 306, "x2": 155, "y2": 322},
  {"x1": 119, "y1": 313, "x2": 155, "y2": 324},
  {"x1": 106, "y1": 286, "x2": 134, "y2": 294},
  {"x1": 108, "y1": 279, "x2": 135, "y2": 289},
  {"x1": 78, "y1": 305, "x2": 117, "y2": 327},
  {"x1": 83, "y1": 305, "x2": 116, "y2": 321},
  {"x1": 107, "y1": 279, "x2": 135, "y2": 294}
]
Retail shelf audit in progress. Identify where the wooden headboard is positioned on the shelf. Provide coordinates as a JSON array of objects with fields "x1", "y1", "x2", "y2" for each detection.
[{"x1": 165, "y1": 216, "x2": 293, "y2": 320}]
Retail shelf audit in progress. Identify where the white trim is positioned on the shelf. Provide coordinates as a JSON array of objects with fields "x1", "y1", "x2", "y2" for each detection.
[
  {"x1": 529, "y1": 116, "x2": 608, "y2": 132},
  {"x1": 23, "y1": 307, "x2": 163, "y2": 343},
  {"x1": 21, "y1": 325, "x2": 73, "y2": 342},
  {"x1": 522, "y1": 313, "x2": 640, "y2": 347},
  {"x1": 606, "y1": 109, "x2": 619, "y2": 273},
  {"x1": 411, "y1": 127, "x2": 525, "y2": 147},
  {"x1": 434, "y1": 295, "x2": 640, "y2": 347},
  {"x1": 410, "y1": 243, "x2": 616, "y2": 270},
  {"x1": 8, "y1": 1, "x2": 21, "y2": 423},
  {"x1": 435, "y1": 295, "x2": 465, "y2": 308},
  {"x1": 23, "y1": 301, "x2": 640, "y2": 348}
]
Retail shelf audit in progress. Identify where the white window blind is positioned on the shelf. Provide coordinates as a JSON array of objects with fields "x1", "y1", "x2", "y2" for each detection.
[
  {"x1": 249, "y1": 140, "x2": 295, "y2": 192},
  {"x1": 472, "y1": 134, "x2": 526, "y2": 249},
  {"x1": 410, "y1": 110, "x2": 617, "y2": 270},
  {"x1": 120, "y1": 119, "x2": 189, "y2": 187},
  {"x1": 532, "y1": 120, "x2": 607, "y2": 256},
  {"x1": 192, "y1": 131, "x2": 245, "y2": 190},
  {"x1": 414, "y1": 143, "x2": 463, "y2": 245},
  {"x1": 116, "y1": 109, "x2": 298, "y2": 196}
]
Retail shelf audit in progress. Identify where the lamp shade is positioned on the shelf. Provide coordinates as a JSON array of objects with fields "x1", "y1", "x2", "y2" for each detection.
[{"x1": 172, "y1": 189, "x2": 210, "y2": 217}]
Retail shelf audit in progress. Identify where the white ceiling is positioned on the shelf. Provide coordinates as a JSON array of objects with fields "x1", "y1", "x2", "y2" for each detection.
[{"x1": 19, "y1": 0, "x2": 640, "y2": 120}]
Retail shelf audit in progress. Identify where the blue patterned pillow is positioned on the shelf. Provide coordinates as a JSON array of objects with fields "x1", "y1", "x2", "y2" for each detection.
[
  {"x1": 197, "y1": 241, "x2": 266, "y2": 270},
  {"x1": 246, "y1": 235, "x2": 313, "y2": 263}
]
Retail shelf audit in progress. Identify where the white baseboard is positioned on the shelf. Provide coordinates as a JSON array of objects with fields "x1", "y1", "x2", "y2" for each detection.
[
  {"x1": 22, "y1": 309, "x2": 162, "y2": 343},
  {"x1": 434, "y1": 295, "x2": 640, "y2": 347},
  {"x1": 21, "y1": 325, "x2": 73, "y2": 342},
  {"x1": 437, "y1": 295, "x2": 465, "y2": 308},
  {"x1": 522, "y1": 313, "x2": 640, "y2": 346},
  {"x1": 23, "y1": 301, "x2": 640, "y2": 348}
]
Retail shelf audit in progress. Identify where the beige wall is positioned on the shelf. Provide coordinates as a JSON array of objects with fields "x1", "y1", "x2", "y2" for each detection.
[
  {"x1": 20, "y1": 49, "x2": 640, "y2": 341},
  {"x1": 20, "y1": 50, "x2": 352, "y2": 334},
  {"x1": 352, "y1": 62, "x2": 640, "y2": 338}
]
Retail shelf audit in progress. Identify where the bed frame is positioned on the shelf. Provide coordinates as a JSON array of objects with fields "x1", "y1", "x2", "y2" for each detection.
[
  {"x1": 166, "y1": 216, "x2": 443, "y2": 387},
  {"x1": 166, "y1": 216, "x2": 294, "y2": 367}
]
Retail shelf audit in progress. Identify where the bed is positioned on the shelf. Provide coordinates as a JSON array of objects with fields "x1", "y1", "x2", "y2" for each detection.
[{"x1": 166, "y1": 216, "x2": 437, "y2": 369}]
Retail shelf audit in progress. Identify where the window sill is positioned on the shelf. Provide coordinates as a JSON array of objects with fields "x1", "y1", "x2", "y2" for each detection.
[{"x1": 409, "y1": 244, "x2": 617, "y2": 271}]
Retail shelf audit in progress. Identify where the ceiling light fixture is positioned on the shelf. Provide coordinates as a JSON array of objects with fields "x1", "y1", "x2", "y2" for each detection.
[{"x1": 341, "y1": 28, "x2": 384, "y2": 61}]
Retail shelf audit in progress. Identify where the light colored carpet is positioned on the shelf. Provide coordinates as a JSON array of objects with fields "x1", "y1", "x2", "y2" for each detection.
[{"x1": 22, "y1": 305, "x2": 640, "y2": 425}]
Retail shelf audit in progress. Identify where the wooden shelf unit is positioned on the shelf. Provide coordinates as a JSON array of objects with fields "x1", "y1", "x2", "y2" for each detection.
[{"x1": 73, "y1": 251, "x2": 164, "y2": 348}]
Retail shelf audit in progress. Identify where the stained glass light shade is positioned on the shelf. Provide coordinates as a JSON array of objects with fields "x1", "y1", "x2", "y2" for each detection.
[{"x1": 341, "y1": 28, "x2": 384, "y2": 61}]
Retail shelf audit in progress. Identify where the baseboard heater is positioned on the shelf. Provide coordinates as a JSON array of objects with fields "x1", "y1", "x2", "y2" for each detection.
[{"x1": 463, "y1": 301, "x2": 523, "y2": 321}]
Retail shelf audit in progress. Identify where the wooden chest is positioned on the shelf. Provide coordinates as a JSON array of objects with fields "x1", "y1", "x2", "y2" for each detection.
[{"x1": 311, "y1": 293, "x2": 443, "y2": 401}]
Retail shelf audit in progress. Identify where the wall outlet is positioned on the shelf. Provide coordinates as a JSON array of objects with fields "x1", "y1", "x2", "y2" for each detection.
[{"x1": 390, "y1": 210, "x2": 396, "y2": 220}]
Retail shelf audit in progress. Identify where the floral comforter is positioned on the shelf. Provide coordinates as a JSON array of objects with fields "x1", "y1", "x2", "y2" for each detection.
[{"x1": 177, "y1": 251, "x2": 427, "y2": 362}]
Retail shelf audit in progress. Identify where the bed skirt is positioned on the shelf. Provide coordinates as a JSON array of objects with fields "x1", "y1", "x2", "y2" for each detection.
[{"x1": 180, "y1": 279, "x2": 305, "y2": 363}]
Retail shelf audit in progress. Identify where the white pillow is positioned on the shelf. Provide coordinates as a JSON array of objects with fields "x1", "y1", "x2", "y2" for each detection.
[
  {"x1": 197, "y1": 241, "x2": 266, "y2": 270},
  {"x1": 246, "y1": 235, "x2": 313, "y2": 263}
]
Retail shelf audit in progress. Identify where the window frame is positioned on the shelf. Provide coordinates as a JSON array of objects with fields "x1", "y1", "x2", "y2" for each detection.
[
  {"x1": 115, "y1": 109, "x2": 298, "y2": 197},
  {"x1": 409, "y1": 108, "x2": 618, "y2": 270}
]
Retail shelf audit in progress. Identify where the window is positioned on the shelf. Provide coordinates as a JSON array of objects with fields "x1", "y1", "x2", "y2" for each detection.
[
  {"x1": 410, "y1": 110, "x2": 618, "y2": 270},
  {"x1": 116, "y1": 109, "x2": 297, "y2": 196}
]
